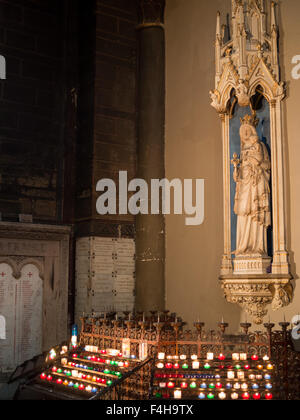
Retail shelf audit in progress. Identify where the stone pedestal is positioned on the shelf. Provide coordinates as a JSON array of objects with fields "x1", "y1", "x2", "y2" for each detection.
[{"x1": 233, "y1": 256, "x2": 272, "y2": 275}]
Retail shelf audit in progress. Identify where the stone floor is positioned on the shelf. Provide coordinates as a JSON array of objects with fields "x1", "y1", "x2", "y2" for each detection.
[
  {"x1": 0, "y1": 374, "x2": 10, "y2": 390},
  {"x1": 0, "y1": 377, "x2": 16, "y2": 400},
  {"x1": 0, "y1": 374, "x2": 10, "y2": 383}
]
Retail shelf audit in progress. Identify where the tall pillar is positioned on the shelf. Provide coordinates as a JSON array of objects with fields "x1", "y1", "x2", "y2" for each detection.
[{"x1": 135, "y1": 0, "x2": 166, "y2": 312}]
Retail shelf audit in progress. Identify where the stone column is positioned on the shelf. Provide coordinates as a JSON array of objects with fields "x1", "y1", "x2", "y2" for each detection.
[{"x1": 135, "y1": 0, "x2": 166, "y2": 312}]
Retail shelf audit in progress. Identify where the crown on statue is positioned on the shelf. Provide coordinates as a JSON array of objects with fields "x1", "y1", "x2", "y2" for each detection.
[{"x1": 240, "y1": 114, "x2": 259, "y2": 127}]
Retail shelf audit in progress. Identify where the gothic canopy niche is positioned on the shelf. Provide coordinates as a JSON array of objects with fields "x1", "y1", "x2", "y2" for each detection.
[{"x1": 210, "y1": 0, "x2": 293, "y2": 324}]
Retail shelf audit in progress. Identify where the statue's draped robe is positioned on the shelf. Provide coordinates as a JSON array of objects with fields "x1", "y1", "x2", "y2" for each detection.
[{"x1": 234, "y1": 139, "x2": 271, "y2": 255}]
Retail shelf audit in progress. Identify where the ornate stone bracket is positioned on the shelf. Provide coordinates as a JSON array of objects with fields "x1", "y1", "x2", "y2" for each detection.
[{"x1": 220, "y1": 275, "x2": 293, "y2": 325}]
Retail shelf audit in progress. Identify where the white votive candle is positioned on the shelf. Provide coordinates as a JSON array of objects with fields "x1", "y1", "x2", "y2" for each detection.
[
  {"x1": 192, "y1": 361, "x2": 200, "y2": 370},
  {"x1": 174, "y1": 390, "x2": 182, "y2": 400}
]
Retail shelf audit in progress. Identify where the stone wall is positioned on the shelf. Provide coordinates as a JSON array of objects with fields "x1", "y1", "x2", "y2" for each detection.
[
  {"x1": 76, "y1": 0, "x2": 138, "y2": 238},
  {"x1": 0, "y1": 0, "x2": 67, "y2": 223}
]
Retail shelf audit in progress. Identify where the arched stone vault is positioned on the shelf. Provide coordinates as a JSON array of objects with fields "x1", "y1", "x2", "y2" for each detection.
[{"x1": 0, "y1": 257, "x2": 44, "y2": 280}]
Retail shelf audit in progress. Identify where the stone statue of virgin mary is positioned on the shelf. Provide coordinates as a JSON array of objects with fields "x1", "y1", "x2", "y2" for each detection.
[{"x1": 232, "y1": 114, "x2": 271, "y2": 256}]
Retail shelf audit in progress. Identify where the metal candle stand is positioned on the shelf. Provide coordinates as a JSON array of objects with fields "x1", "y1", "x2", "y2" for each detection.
[{"x1": 78, "y1": 313, "x2": 300, "y2": 400}]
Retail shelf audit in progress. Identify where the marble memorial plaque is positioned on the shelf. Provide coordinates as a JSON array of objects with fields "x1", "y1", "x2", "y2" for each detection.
[
  {"x1": 0, "y1": 316, "x2": 5, "y2": 340},
  {"x1": 0, "y1": 265, "x2": 15, "y2": 371},
  {"x1": 0, "y1": 263, "x2": 43, "y2": 372},
  {"x1": 16, "y1": 265, "x2": 43, "y2": 365},
  {"x1": 75, "y1": 256, "x2": 92, "y2": 274},
  {"x1": 75, "y1": 237, "x2": 135, "y2": 319},
  {"x1": 76, "y1": 238, "x2": 92, "y2": 256}
]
